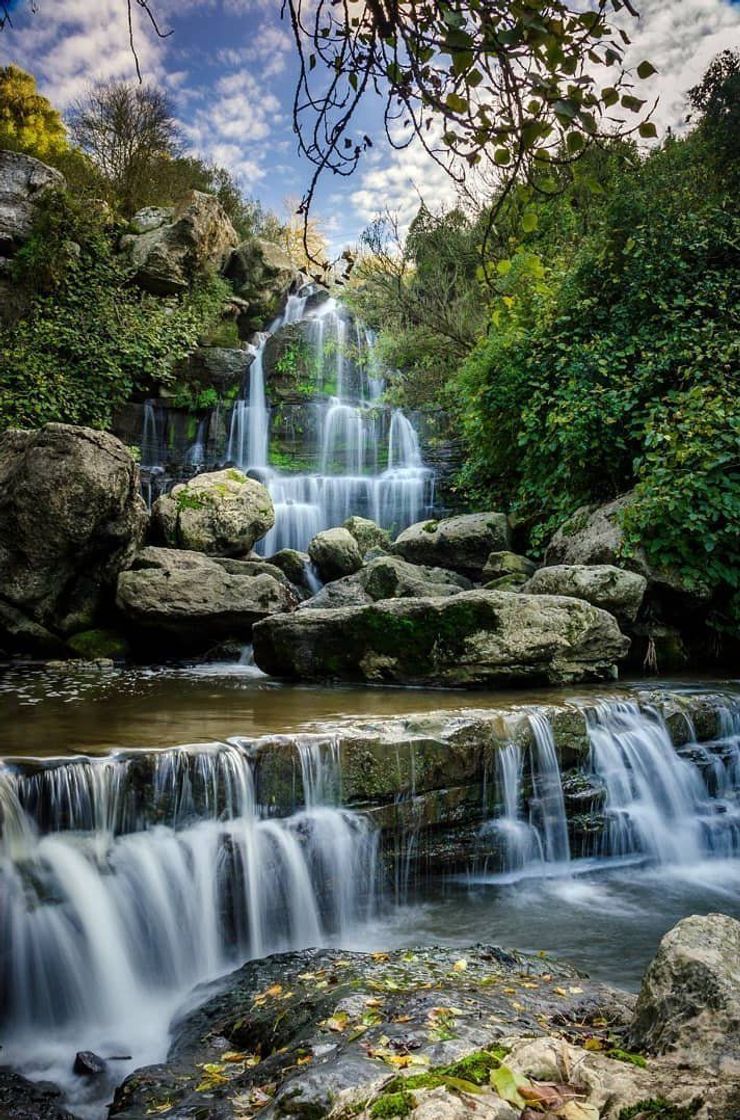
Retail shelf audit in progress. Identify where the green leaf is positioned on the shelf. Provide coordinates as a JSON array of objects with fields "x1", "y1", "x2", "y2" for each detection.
[
  {"x1": 490, "y1": 1066, "x2": 531, "y2": 1108},
  {"x1": 638, "y1": 121, "x2": 658, "y2": 138},
  {"x1": 637, "y1": 59, "x2": 657, "y2": 79},
  {"x1": 494, "y1": 147, "x2": 511, "y2": 165},
  {"x1": 522, "y1": 208, "x2": 539, "y2": 233},
  {"x1": 445, "y1": 91, "x2": 469, "y2": 114}
]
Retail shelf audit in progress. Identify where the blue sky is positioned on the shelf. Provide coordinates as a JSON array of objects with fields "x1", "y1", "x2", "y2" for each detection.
[{"x1": 2, "y1": 0, "x2": 740, "y2": 252}]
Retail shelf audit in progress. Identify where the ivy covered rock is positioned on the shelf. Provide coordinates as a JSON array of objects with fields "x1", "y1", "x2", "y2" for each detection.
[
  {"x1": 116, "y1": 547, "x2": 294, "y2": 650},
  {"x1": 0, "y1": 424, "x2": 147, "y2": 654},
  {"x1": 253, "y1": 589, "x2": 629, "y2": 686},
  {"x1": 152, "y1": 469, "x2": 274, "y2": 556},
  {"x1": 394, "y1": 513, "x2": 511, "y2": 578},
  {"x1": 523, "y1": 564, "x2": 647, "y2": 625},
  {"x1": 121, "y1": 191, "x2": 238, "y2": 296},
  {"x1": 308, "y1": 527, "x2": 363, "y2": 581}
]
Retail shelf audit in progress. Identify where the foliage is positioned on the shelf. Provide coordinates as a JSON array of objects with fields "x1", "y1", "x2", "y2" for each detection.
[
  {"x1": 287, "y1": 0, "x2": 655, "y2": 254},
  {"x1": 0, "y1": 64, "x2": 68, "y2": 159},
  {"x1": 0, "y1": 190, "x2": 228, "y2": 430}
]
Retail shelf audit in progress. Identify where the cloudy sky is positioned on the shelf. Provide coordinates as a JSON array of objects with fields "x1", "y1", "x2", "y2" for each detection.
[{"x1": 2, "y1": 0, "x2": 740, "y2": 251}]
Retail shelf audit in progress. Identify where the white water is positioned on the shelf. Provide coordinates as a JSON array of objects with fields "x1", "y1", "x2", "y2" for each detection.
[
  {"x1": 222, "y1": 293, "x2": 434, "y2": 553},
  {"x1": 0, "y1": 743, "x2": 377, "y2": 1117}
]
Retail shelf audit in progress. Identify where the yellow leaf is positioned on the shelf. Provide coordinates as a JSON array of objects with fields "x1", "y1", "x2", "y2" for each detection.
[
  {"x1": 584, "y1": 1038, "x2": 604, "y2": 1052},
  {"x1": 553, "y1": 987, "x2": 568, "y2": 996},
  {"x1": 452, "y1": 959, "x2": 468, "y2": 972}
]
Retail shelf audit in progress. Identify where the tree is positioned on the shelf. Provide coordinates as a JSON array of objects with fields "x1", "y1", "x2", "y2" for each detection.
[
  {"x1": 286, "y1": 0, "x2": 657, "y2": 260},
  {"x1": 69, "y1": 80, "x2": 179, "y2": 215},
  {"x1": 0, "y1": 64, "x2": 68, "y2": 159}
]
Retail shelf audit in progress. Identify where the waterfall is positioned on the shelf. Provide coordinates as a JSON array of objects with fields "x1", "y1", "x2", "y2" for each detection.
[
  {"x1": 224, "y1": 293, "x2": 435, "y2": 554},
  {"x1": 140, "y1": 400, "x2": 164, "y2": 469},
  {"x1": 0, "y1": 745, "x2": 378, "y2": 1091},
  {"x1": 185, "y1": 415, "x2": 208, "y2": 467},
  {"x1": 588, "y1": 702, "x2": 740, "y2": 864}
]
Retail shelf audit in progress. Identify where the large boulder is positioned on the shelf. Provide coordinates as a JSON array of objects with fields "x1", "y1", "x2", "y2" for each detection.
[
  {"x1": 116, "y1": 547, "x2": 294, "y2": 649},
  {"x1": 121, "y1": 191, "x2": 238, "y2": 295},
  {"x1": 152, "y1": 469, "x2": 274, "y2": 556},
  {"x1": 308, "y1": 527, "x2": 363, "y2": 581},
  {"x1": 394, "y1": 513, "x2": 510, "y2": 578},
  {"x1": 483, "y1": 550, "x2": 537, "y2": 590},
  {"x1": 0, "y1": 149, "x2": 64, "y2": 257},
  {"x1": 630, "y1": 913, "x2": 740, "y2": 1072},
  {"x1": 343, "y1": 515, "x2": 391, "y2": 556},
  {"x1": 223, "y1": 237, "x2": 302, "y2": 331},
  {"x1": 545, "y1": 493, "x2": 710, "y2": 602},
  {"x1": 0, "y1": 424, "x2": 147, "y2": 651},
  {"x1": 253, "y1": 589, "x2": 629, "y2": 686},
  {"x1": 299, "y1": 555, "x2": 470, "y2": 610},
  {"x1": 522, "y1": 564, "x2": 647, "y2": 625}
]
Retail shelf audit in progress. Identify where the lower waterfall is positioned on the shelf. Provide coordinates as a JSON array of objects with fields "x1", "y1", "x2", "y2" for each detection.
[{"x1": 2, "y1": 695, "x2": 740, "y2": 1116}]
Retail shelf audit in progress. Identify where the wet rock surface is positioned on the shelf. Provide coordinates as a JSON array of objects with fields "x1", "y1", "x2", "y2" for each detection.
[
  {"x1": 108, "y1": 940, "x2": 736, "y2": 1120},
  {"x1": 253, "y1": 590, "x2": 629, "y2": 687},
  {"x1": 0, "y1": 1070, "x2": 76, "y2": 1120}
]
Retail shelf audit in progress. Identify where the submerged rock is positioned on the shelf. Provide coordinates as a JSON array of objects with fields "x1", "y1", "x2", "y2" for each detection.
[
  {"x1": 116, "y1": 547, "x2": 294, "y2": 650},
  {"x1": 121, "y1": 191, "x2": 237, "y2": 295},
  {"x1": 523, "y1": 564, "x2": 647, "y2": 625},
  {"x1": 152, "y1": 469, "x2": 274, "y2": 556},
  {"x1": 394, "y1": 513, "x2": 510, "y2": 578},
  {"x1": 308, "y1": 527, "x2": 363, "y2": 582},
  {"x1": 254, "y1": 589, "x2": 629, "y2": 686},
  {"x1": 630, "y1": 912, "x2": 740, "y2": 1072},
  {"x1": 0, "y1": 424, "x2": 147, "y2": 654}
]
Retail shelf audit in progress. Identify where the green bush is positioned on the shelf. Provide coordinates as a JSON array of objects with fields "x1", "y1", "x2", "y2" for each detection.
[{"x1": 0, "y1": 190, "x2": 229, "y2": 431}]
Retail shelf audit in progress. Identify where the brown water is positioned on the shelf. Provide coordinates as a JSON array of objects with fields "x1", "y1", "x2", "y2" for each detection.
[{"x1": 0, "y1": 658, "x2": 736, "y2": 759}]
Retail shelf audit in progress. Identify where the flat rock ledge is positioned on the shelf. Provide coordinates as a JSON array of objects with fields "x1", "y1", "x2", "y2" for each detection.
[
  {"x1": 253, "y1": 590, "x2": 630, "y2": 687},
  {"x1": 107, "y1": 940, "x2": 736, "y2": 1120}
]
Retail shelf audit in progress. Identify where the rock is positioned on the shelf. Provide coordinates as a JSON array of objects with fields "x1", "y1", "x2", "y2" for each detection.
[
  {"x1": 0, "y1": 425, "x2": 147, "y2": 653},
  {"x1": 116, "y1": 548, "x2": 294, "y2": 650},
  {"x1": 359, "y1": 555, "x2": 470, "y2": 601},
  {"x1": 152, "y1": 469, "x2": 274, "y2": 556},
  {"x1": 224, "y1": 237, "x2": 302, "y2": 331},
  {"x1": 0, "y1": 150, "x2": 65, "y2": 256},
  {"x1": 253, "y1": 589, "x2": 630, "y2": 686},
  {"x1": 482, "y1": 551, "x2": 537, "y2": 582},
  {"x1": 121, "y1": 191, "x2": 237, "y2": 295},
  {"x1": 0, "y1": 1070, "x2": 76, "y2": 1120},
  {"x1": 128, "y1": 205, "x2": 172, "y2": 235},
  {"x1": 545, "y1": 493, "x2": 711, "y2": 602},
  {"x1": 66, "y1": 628, "x2": 130, "y2": 661},
  {"x1": 629, "y1": 913, "x2": 740, "y2": 1072},
  {"x1": 394, "y1": 513, "x2": 511, "y2": 578},
  {"x1": 522, "y1": 564, "x2": 647, "y2": 625},
  {"x1": 308, "y1": 527, "x2": 363, "y2": 582},
  {"x1": 298, "y1": 575, "x2": 372, "y2": 611},
  {"x1": 177, "y1": 345, "x2": 252, "y2": 392},
  {"x1": 344, "y1": 515, "x2": 391, "y2": 556},
  {"x1": 267, "y1": 549, "x2": 314, "y2": 591},
  {"x1": 73, "y1": 1050, "x2": 107, "y2": 1077}
]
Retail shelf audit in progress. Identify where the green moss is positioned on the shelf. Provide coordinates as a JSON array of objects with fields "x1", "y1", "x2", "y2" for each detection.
[
  {"x1": 370, "y1": 1092, "x2": 413, "y2": 1119},
  {"x1": 227, "y1": 469, "x2": 247, "y2": 483},
  {"x1": 175, "y1": 491, "x2": 207, "y2": 512},
  {"x1": 201, "y1": 317, "x2": 240, "y2": 347},
  {"x1": 607, "y1": 1048, "x2": 647, "y2": 1068},
  {"x1": 421, "y1": 520, "x2": 439, "y2": 534},
  {"x1": 67, "y1": 628, "x2": 129, "y2": 661},
  {"x1": 618, "y1": 1099, "x2": 700, "y2": 1120},
  {"x1": 443, "y1": 1050, "x2": 505, "y2": 1084}
]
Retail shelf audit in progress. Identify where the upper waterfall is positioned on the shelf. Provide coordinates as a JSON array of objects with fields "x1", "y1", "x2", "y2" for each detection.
[{"x1": 214, "y1": 291, "x2": 434, "y2": 553}]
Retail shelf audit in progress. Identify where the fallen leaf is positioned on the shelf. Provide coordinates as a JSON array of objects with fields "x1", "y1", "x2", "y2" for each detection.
[
  {"x1": 584, "y1": 1038, "x2": 604, "y2": 1052},
  {"x1": 490, "y1": 1065, "x2": 532, "y2": 1108},
  {"x1": 558, "y1": 1103, "x2": 599, "y2": 1120},
  {"x1": 452, "y1": 959, "x2": 468, "y2": 972}
]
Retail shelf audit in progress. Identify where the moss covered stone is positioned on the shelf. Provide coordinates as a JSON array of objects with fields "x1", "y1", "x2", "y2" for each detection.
[{"x1": 67, "y1": 628, "x2": 130, "y2": 661}]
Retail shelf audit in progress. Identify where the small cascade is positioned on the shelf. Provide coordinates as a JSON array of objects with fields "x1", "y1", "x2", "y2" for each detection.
[
  {"x1": 223, "y1": 294, "x2": 435, "y2": 554},
  {"x1": 140, "y1": 400, "x2": 165, "y2": 469},
  {"x1": 185, "y1": 415, "x2": 208, "y2": 467},
  {"x1": 588, "y1": 702, "x2": 740, "y2": 864},
  {"x1": 0, "y1": 744, "x2": 378, "y2": 1083}
]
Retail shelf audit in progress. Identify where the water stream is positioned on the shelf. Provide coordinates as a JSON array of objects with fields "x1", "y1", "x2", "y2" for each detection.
[{"x1": 1, "y1": 674, "x2": 739, "y2": 1117}]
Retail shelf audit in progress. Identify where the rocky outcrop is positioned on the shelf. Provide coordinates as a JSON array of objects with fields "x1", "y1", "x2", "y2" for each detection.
[
  {"x1": 0, "y1": 1071, "x2": 75, "y2": 1120},
  {"x1": 121, "y1": 191, "x2": 238, "y2": 295},
  {"x1": 308, "y1": 527, "x2": 363, "y2": 582},
  {"x1": 254, "y1": 589, "x2": 629, "y2": 686},
  {"x1": 523, "y1": 564, "x2": 647, "y2": 625},
  {"x1": 224, "y1": 237, "x2": 302, "y2": 333},
  {"x1": 152, "y1": 469, "x2": 274, "y2": 556},
  {"x1": 301, "y1": 555, "x2": 471, "y2": 611},
  {"x1": 394, "y1": 513, "x2": 511, "y2": 578},
  {"x1": 116, "y1": 547, "x2": 295, "y2": 650},
  {"x1": 0, "y1": 150, "x2": 64, "y2": 257},
  {"x1": 0, "y1": 424, "x2": 147, "y2": 653},
  {"x1": 630, "y1": 912, "x2": 740, "y2": 1071},
  {"x1": 545, "y1": 493, "x2": 710, "y2": 603}
]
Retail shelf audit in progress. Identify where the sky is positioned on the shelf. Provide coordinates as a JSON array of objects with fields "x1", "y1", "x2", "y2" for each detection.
[{"x1": 2, "y1": 0, "x2": 740, "y2": 253}]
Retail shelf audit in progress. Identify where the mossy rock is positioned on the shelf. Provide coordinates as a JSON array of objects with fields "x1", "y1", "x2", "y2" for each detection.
[{"x1": 67, "y1": 628, "x2": 130, "y2": 661}]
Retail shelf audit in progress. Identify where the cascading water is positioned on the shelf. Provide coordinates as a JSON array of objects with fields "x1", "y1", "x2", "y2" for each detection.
[
  {"x1": 223, "y1": 293, "x2": 435, "y2": 553},
  {"x1": 0, "y1": 743, "x2": 378, "y2": 1117}
]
